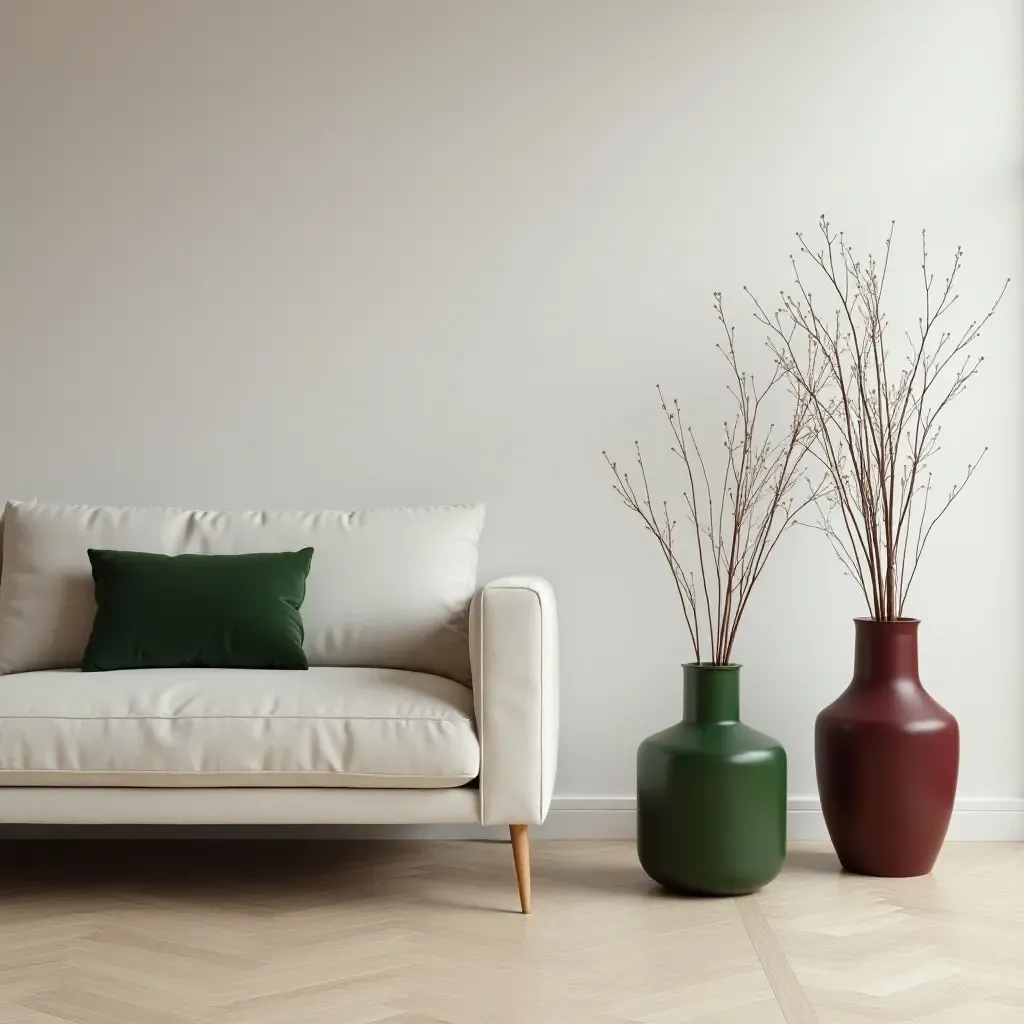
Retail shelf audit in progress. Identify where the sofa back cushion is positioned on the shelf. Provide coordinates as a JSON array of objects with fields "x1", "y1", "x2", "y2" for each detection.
[{"x1": 0, "y1": 501, "x2": 484, "y2": 683}]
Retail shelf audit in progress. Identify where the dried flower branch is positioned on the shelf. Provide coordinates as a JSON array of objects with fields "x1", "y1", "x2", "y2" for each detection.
[
  {"x1": 604, "y1": 294, "x2": 822, "y2": 665},
  {"x1": 748, "y1": 217, "x2": 1009, "y2": 620}
]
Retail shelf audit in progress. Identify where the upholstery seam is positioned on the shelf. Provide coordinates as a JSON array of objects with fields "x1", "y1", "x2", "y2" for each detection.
[
  {"x1": 477, "y1": 588, "x2": 487, "y2": 823},
  {"x1": 534, "y1": 586, "x2": 543, "y2": 824},
  {"x1": 0, "y1": 769, "x2": 477, "y2": 778},
  {"x1": 0, "y1": 715, "x2": 471, "y2": 723}
]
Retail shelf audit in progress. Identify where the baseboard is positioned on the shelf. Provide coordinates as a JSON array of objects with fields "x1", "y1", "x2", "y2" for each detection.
[
  {"x1": 536, "y1": 797, "x2": 641, "y2": 839},
  {"x1": 543, "y1": 796, "x2": 1024, "y2": 841},
  {"x1": 538, "y1": 796, "x2": 1024, "y2": 842},
  {"x1": 784, "y1": 796, "x2": 1024, "y2": 842},
  {"x1": 2, "y1": 796, "x2": 1021, "y2": 841}
]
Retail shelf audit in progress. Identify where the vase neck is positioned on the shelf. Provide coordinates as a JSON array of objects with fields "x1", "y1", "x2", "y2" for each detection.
[
  {"x1": 852, "y1": 618, "x2": 921, "y2": 687},
  {"x1": 683, "y1": 664, "x2": 740, "y2": 724}
]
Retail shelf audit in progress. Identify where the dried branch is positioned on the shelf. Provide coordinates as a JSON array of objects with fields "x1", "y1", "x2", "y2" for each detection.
[
  {"x1": 605, "y1": 293, "x2": 823, "y2": 665},
  {"x1": 751, "y1": 217, "x2": 1008, "y2": 620}
]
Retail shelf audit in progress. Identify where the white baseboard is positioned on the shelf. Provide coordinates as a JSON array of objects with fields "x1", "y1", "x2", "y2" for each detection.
[
  {"x1": 2, "y1": 796, "x2": 1021, "y2": 841},
  {"x1": 541, "y1": 796, "x2": 1024, "y2": 842},
  {"x1": 536, "y1": 796, "x2": 1024, "y2": 842},
  {"x1": 548, "y1": 796, "x2": 1024, "y2": 842},
  {"x1": 296, "y1": 795, "x2": 1024, "y2": 841},
  {"x1": 784, "y1": 796, "x2": 1024, "y2": 842}
]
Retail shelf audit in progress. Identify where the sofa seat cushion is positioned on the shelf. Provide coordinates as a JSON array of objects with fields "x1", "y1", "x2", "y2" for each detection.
[{"x1": 0, "y1": 667, "x2": 479, "y2": 788}]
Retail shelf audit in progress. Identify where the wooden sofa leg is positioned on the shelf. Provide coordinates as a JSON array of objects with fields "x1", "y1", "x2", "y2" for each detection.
[{"x1": 509, "y1": 824, "x2": 531, "y2": 914}]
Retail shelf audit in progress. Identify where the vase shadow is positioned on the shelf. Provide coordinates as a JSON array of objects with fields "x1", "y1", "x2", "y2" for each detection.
[{"x1": 783, "y1": 845, "x2": 843, "y2": 874}]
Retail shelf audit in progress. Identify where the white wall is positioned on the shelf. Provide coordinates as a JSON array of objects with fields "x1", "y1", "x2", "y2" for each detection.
[{"x1": 2, "y1": 0, "x2": 1022, "y2": 830}]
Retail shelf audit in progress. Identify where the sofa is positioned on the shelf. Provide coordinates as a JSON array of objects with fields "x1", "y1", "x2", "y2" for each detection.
[{"x1": 0, "y1": 500, "x2": 558, "y2": 913}]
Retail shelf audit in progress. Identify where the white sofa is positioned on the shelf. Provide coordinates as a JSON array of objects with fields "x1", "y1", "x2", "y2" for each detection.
[{"x1": 0, "y1": 500, "x2": 557, "y2": 912}]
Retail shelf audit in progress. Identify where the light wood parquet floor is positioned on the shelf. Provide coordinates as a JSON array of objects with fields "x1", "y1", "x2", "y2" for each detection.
[{"x1": 0, "y1": 839, "x2": 1021, "y2": 1023}]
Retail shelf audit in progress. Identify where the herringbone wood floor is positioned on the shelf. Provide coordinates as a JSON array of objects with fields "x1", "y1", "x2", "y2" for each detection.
[{"x1": 0, "y1": 839, "x2": 1020, "y2": 1023}]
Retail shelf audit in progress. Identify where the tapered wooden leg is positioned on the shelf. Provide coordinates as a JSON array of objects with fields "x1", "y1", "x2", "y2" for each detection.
[{"x1": 509, "y1": 824, "x2": 531, "y2": 914}]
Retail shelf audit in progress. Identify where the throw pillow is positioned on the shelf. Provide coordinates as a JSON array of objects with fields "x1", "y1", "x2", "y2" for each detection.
[{"x1": 83, "y1": 548, "x2": 314, "y2": 671}]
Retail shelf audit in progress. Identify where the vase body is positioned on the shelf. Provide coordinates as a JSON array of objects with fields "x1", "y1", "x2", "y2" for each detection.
[
  {"x1": 816, "y1": 618, "x2": 959, "y2": 877},
  {"x1": 637, "y1": 664, "x2": 786, "y2": 896}
]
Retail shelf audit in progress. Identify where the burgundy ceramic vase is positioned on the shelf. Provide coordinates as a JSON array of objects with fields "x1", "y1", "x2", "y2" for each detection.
[{"x1": 815, "y1": 618, "x2": 959, "y2": 877}]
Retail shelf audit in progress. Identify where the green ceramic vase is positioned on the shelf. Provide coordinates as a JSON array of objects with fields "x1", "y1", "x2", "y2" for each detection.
[{"x1": 637, "y1": 664, "x2": 786, "y2": 895}]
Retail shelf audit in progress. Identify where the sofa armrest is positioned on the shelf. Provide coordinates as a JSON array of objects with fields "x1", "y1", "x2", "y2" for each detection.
[{"x1": 469, "y1": 576, "x2": 558, "y2": 825}]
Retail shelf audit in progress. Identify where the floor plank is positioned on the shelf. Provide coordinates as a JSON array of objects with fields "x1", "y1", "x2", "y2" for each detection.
[{"x1": 0, "y1": 840, "x2": 1019, "y2": 1023}]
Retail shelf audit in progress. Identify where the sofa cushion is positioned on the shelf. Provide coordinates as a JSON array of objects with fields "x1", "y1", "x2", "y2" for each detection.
[
  {"x1": 0, "y1": 501, "x2": 484, "y2": 681},
  {"x1": 0, "y1": 666, "x2": 479, "y2": 787},
  {"x1": 83, "y1": 548, "x2": 314, "y2": 672}
]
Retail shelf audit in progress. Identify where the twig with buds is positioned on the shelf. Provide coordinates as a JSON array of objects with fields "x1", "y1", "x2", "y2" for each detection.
[
  {"x1": 605, "y1": 294, "x2": 823, "y2": 665},
  {"x1": 747, "y1": 217, "x2": 1007, "y2": 619}
]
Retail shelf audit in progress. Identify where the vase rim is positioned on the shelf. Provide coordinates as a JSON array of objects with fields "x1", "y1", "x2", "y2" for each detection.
[
  {"x1": 683, "y1": 662, "x2": 741, "y2": 670},
  {"x1": 853, "y1": 617, "x2": 920, "y2": 625}
]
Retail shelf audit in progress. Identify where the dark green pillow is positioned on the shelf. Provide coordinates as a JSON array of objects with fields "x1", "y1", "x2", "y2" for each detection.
[{"x1": 82, "y1": 548, "x2": 314, "y2": 671}]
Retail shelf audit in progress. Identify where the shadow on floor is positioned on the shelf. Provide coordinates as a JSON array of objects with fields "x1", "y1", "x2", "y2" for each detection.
[
  {"x1": 0, "y1": 837, "x2": 418, "y2": 903},
  {"x1": 783, "y1": 846, "x2": 844, "y2": 874},
  {"x1": 531, "y1": 847, "x2": 739, "y2": 902},
  {"x1": 0, "y1": 836, "x2": 671, "y2": 913},
  {"x1": 0, "y1": 837, "x2": 848, "y2": 910}
]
